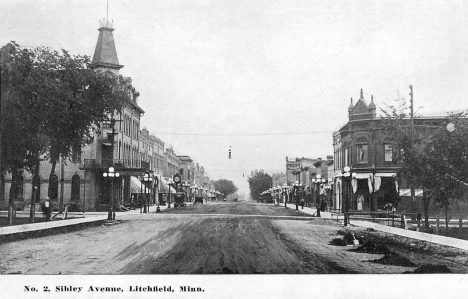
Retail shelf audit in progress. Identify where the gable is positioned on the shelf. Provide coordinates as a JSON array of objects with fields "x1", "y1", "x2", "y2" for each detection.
[{"x1": 351, "y1": 99, "x2": 370, "y2": 115}]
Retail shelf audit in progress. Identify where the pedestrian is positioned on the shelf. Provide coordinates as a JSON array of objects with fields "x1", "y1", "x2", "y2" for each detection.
[{"x1": 300, "y1": 198, "x2": 304, "y2": 209}]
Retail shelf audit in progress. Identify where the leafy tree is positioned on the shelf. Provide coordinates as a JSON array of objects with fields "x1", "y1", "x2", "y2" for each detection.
[
  {"x1": 248, "y1": 169, "x2": 272, "y2": 201},
  {"x1": 1, "y1": 41, "x2": 127, "y2": 222},
  {"x1": 213, "y1": 179, "x2": 238, "y2": 197},
  {"x1": 381, "y1": 100, "x2": 433, "y2": 227},
  {"x1": 426, "y1": 113, "x2": 468, "y2": 227},
  {"x1": 381, "y1": 98, "x2": 468, "y2": 228}
]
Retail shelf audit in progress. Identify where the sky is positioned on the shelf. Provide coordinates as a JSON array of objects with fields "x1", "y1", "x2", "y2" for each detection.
[{"x1": 2, "y1": 0, "x2": 468, "y2": 196}]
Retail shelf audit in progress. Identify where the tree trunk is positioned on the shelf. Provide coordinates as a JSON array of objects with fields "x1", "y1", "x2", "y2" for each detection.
[
  {"x1": 423, "y1": 194, "x2": 430, "y2": 229},
  {"x1": 8, "y1": 167, "x2": 18, "y2": 225},
  {"x1": 48, "y1": 158, "x2": 57, "y2": 196},
  {"x1": 59, "y1": 157, "x2": 64, "y2": 213},
  {"x1": 445, "y1": 205, "x2": 449, "y2": 229}
]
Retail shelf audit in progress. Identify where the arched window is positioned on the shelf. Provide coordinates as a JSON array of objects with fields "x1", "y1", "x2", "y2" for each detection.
[
  {"x1": 48, "y1": 174, "x2": 59, "y2": 200},
  {"x1": 71, "y1": 175, "x2": 80, "y2": 202},
  {"x1": 16, "y1": 175, "x2": 24, "y2": 200},
  {"x1": 32, "y1": 175, "x2": 41, "y2": 203},
  {"x1": 383, "y1": 137, "x2": 394, "y2": 162},
  {"x1": 356, "y1": 137, "x2": 368, "y2": 163}
]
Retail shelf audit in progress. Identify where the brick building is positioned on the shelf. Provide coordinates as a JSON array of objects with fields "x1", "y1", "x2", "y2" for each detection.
[{"x1": 332, "y1": 89, "x2": 447, "y2": 213}]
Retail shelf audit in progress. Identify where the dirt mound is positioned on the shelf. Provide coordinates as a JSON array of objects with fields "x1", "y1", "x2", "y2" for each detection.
[
  {"x1": 351, "y1": 240, "x2": 391, "y2": 254},
  {"x1": 338, "y1": 230, "x2": 365, "y2": 244},
  {"x1": 371, "y1": 254, "x2": 416, "y2": 267},
  {"x1": 330, "y1": 238, "x2": 347, "y2": 246},
  {"x1": 404, "y1": 264, "x2": 452, "y2": 274}
]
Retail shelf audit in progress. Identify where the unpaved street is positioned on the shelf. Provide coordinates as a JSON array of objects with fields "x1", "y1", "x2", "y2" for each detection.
[{"x1": 1, "y1": 201, "x2": 468, "y2": 274}]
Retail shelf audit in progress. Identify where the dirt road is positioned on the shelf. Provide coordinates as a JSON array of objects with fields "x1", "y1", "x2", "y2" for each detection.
[{"x1": 1, "y1": 201, "x2": 467, "y2": 274}]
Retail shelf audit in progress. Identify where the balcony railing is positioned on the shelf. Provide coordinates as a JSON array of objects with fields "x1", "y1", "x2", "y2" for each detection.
[{"x1": 81, "y1": 159, "x2": 150, "y2": 170}]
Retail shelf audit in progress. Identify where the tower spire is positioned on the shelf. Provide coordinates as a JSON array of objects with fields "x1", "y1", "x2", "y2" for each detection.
[
  {"x1": 106, "y1": 0, "x2": 109, "y2": 23},
  {"x1": 92, "y1": 0, "x2": 122, "y2": 74}
]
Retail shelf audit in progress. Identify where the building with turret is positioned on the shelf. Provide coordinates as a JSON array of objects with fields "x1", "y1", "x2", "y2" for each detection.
[{"x1": 332, "y1": 89, "x2": 447, "y2": 213}]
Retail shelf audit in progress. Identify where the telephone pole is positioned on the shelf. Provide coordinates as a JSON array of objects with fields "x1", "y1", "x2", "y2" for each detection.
[
  {"x1": 409, "y1": 85, "x2": 414, "y2": 130},
  {"x1": 409, "y1": 85, "x2": 415, "y2": 201}
]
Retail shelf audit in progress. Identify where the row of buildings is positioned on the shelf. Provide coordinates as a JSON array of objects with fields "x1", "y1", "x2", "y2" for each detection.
[
  {"x1": 0, "y1": 18, "x2": 215, "y2": 212},
  {"x1": 279, "y1": 89, "x2": 448, "y2": 214}
]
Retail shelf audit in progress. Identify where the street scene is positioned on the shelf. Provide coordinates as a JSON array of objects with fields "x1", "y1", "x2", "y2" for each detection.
[
  {"x1": 2, "y1": 201, "x2": 468, "y2": 275},
  {"x1": 2, "y1": 1, "x2": 468, "y2": 298}
]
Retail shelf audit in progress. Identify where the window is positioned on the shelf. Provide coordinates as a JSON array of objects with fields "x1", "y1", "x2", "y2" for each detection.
[
  {"x1": 71, "y1": 175, "x2": 81, "y2": 202},
  {"x1": 13, "y1": 174, "x2": 24, "y2": 201},
  {"x1": 357, "y1": 144, "x2": 368, "y2": 163},
  {"x1": 356, "y1": 137, "x2": 368, "y2": 163},
  {"x1": 48, "y1": 174, "x2": 59, "y2": 200},
  {"x1": 384, "y1": 144, "x2": 393, "y2": 162},
  {"x1": 383, "y1": 138, "x2": 394, "y2": 162},
  {"x1": 32, "y1": 175, "x2": 41, "y2": 203},
  {"x1": 72, "y1": 145, "x2": 81, "y2": 163},
  {"x1": 343, "y1": 147, "x2": 349, "y2": 167}
]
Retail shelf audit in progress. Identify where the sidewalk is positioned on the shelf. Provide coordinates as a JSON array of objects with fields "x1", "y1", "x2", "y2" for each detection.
[
  {"x1": 283, "y1": 203, "x2": 468, "y2": 251},
  {"x1": 0, "y1": 204, "x2": 168, "y2": 236}
]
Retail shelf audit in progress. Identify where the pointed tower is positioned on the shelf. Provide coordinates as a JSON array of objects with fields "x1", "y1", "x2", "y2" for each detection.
[
  {"x1": 348, "y1": 98, "x2": 354, "y2": 116},
  {"x1": 369, "y1": 95, "x2": 377, "y2": 119},
  {"x1": 91, "y1": 18, "x2": 123, "y2": 74}
]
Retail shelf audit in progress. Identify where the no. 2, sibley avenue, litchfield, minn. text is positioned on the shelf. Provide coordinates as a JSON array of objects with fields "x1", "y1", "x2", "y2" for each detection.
[{"x1": 24, "y1": 285, "x2": 205, "y2": 293}]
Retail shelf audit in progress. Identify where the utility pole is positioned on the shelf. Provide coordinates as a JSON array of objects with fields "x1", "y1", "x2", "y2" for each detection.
[
  {"x1": 409, "y1": 85, "x2": 415, "y2": 202},
  {"x1": 409, "y1": 85, "x2": 414, "y2": 130}
]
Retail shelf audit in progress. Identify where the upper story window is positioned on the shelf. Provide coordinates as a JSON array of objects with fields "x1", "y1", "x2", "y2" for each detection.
[
  {"x1": 356, "y1": 137, "x2": 368, "y2": 163},
  {"x1": 383, "y1": 137, "x2": 393, "y2": 162},
  {"x1": 343, "y1": 147, "x2": 348, "y2": 167}
]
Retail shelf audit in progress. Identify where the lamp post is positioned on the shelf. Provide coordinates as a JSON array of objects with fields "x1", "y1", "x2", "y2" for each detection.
[
  {"x1": 103, "y1": 166, "x2": 120, "y2": 220},
  {"x1": 370, "y1": 164, "x2": 376, "y2": 211},
  {"x1": 167, "y1": 178, "x2": 174, "y2": 208},
  {"x1": 155, "y1": 176, "x2": 161, "y2": 213},
  {"x1": 143, "y1": 172, "x2": 152, "y2": 213},
  {"x1": 342, "y1": 166, "x2": 351, "y2": 226},
  {"x1": 183, "y1": 181, "x2": 190, "y2": 202},
  {"x1": 312, "y1": 174, "x2": 322, "y2": 217}
]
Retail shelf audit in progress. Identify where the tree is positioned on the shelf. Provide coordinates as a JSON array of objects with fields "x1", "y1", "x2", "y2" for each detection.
[
  {"x1": 381, "y1": 97, "x2": 468, "y2": 228},
  {"x1": 425, "y1": 113, "x2": 468, "y2": 227},
  {"x1": 1, "y1": 41, "x2": 128, "y2": 222},
  {"x1": 213, "y1": 179, "x2": 238, "y2": 198},
  {"x1": 248, "y1": 169, "x2": 272, "y2": 201}
]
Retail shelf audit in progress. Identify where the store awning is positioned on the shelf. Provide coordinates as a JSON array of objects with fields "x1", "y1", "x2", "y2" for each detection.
[
  {"x1": 159, "y1": 176, "x2": 176, "y2": 193},
  {"x1": 130, "y1": 176, "x2": 150, "y2": 193}
]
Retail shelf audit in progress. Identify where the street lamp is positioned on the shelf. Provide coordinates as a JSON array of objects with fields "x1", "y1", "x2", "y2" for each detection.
[
  {"x1": 154, "y1": 176, "x2": 161, "y2": 213},
  {"x1": 167, "y1": 178, "x2": 174, "y2": 208},
  {"x1": 342, "y1": 166, "x2": 352, "y2": 226},
  {"x1": 312, "y1": 174, "x2": 323, "y2": 217},
  {"x1": 103, "y1": 166, "x2": 120, "y2": 220},
  {"x1": 183, "y1": 181, "x2": 190, "y2": 202},
  {"x1": 143, "y1": 172, "x2": 153, "y2": 213}
]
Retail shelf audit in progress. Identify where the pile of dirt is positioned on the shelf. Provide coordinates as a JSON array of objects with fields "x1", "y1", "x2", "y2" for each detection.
[
  {"x1": 329, "y1": 238, "x2": 347, "y2": 246},
  {"x1": 337, "y1": 230, "x2": 365, "y2": 244},
  {"x1": 404, "y1": 264, "x2": 452, "y2": 274},
  {"x1": 351, "y1": 240, "x2": 391, "y2": 254},
  {"x1": 371, "y1": 253, "x2": 416, "y2": 267}
]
